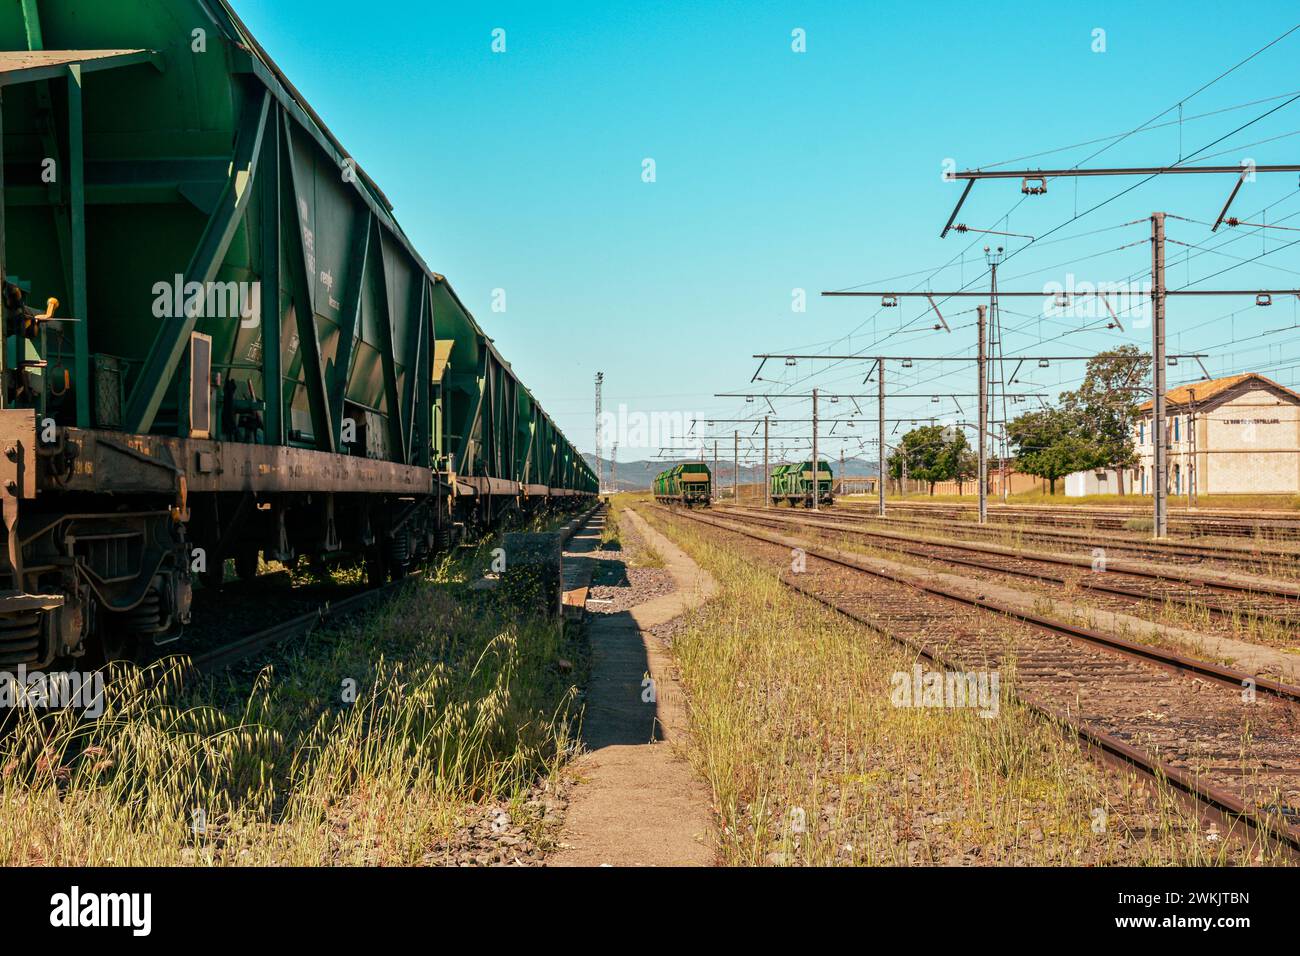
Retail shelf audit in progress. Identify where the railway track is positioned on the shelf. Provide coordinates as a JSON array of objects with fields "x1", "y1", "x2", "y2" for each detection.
[
  {"x1": 653, "y1": 504, "x2": 1300, "y2": 852},
  {"x1": 840, "y1": 500, "x2": 1300, "y2": 541},
  {"x1": 717, "y1": 505, "x2": 1300, "y2": 627},
  {"x1": 817, "y1": 505, "x2": 1299, "y2": 571},
  {"x1": 191, "y1": 504, "x2": 602, "y2": 673},
  {"x1": 190, "y1": 582, "x2": 403, "y2": 673}
]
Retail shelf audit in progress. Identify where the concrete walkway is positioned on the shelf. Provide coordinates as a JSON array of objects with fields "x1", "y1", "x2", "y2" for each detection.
[{"x1": 550, "y1": 507, "x2": 717, "y2": 867}]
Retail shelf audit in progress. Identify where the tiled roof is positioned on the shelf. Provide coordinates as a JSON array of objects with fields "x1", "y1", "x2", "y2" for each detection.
[{"x1": 1139, "y1": 372, "x2": 1300, "y2": 411}]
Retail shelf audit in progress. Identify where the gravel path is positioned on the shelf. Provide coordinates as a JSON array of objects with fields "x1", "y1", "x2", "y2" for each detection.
[
  {"x1": 420, "y1": 779, "x2": 573, "y2": 867},
  {"x1": 579, "y1": 509, "x2": 676, "y2": 616}
]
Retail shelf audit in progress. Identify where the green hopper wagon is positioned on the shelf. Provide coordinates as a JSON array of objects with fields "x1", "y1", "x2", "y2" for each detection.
[
  {"x1": 0, "y1": 0, "x2": 595, "y2": 667},
  {"x1": 769, "y1": 460, "x2": 833, "y2": 508},
  {"x1": 653, "y1": 462, "x2": 711, "y2": 507}
]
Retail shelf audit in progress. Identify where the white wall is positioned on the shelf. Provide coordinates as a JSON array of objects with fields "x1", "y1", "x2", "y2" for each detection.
[{"x1": 1064, "y1": 470, "x2": 1118, "y2": 497}]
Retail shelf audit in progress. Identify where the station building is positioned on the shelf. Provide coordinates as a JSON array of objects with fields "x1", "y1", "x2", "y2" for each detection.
[{"x1": 1125, "y1": 373, "x2": 1300, "y2": 496}]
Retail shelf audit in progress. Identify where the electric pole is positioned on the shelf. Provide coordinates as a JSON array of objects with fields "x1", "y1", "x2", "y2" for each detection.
[
  {"x1": 877, "y1": 361, "x2": 886, "y2": 517},
  {"x1": 984, "y1": 243, "x2": 1005, "y2": 518},
  {"x1": 1188, "y1": 387, "x2": 1198, "y2": 509},
  {"x1": 924, "y1": 161, "x2": 1300, "y2": 538},
  {"x1": 1002, "y1": 425, "x2": 1011, "y2": 504},
  {"x1": 594, "y1": 372, "x2": 604, "y2": 494},
  {"x1": 977, "y1": 303, "x2": 988, "y2": 525},
  {"x1": 811, "y1": 387, "x2": 819, "y2": 511},
  {"x1": 611, "y1": 442, "x2": 618, "y2": 494},
  {"x1": 1151, "y1": 211, "x2": 1168, "y2": 538},
  {"x1": 764, "y1": 415, "x2": 770, "y2": 508},
  {"x1": 713, "y1": 440, "x2": 718, "y2": 503},
  {"x1": 733, "y1": 430, "x2": 739, "y2": 501}
]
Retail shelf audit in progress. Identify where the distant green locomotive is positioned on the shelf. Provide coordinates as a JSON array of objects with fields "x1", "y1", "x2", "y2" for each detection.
[
  {"x1": 770, "y1": 461, "x2": 834, "y2": 507},
  {"x1": 653, "y1": 462, "x2": 712, "y2": 506}
]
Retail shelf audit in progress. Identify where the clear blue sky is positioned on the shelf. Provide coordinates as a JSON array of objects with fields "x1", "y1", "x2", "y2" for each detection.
[{"x1": 235, "y1": 0, "x2": 1300, "y2": 466}]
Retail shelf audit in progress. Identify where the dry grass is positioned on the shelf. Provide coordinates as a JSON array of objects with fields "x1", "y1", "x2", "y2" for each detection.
[
  {"x1": 0, "y1": 528, "x2": 584, "y2": 866},
  {"x1": 640, "y1": 505, "x2": 1290, "y2": 866}
]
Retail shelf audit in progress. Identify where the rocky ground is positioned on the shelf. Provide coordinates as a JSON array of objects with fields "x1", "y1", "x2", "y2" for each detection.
[
  {"x1": 421, "y1": 778, "x2": 574, "y2": 867},
  {"x1": 583, "y1": 513, "x2": 676, "y2": 615},
  {"x1": 586, "y1": 565, "x2": 676, "y2": 615}
]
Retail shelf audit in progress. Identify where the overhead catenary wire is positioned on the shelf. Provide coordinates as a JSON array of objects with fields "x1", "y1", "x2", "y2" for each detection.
[{"x1": 725, "y1": 30, "x2": 1300, "y2": 459}]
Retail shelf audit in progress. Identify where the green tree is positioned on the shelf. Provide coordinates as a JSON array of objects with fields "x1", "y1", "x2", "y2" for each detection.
[
  {"x1": 1061, "y1": 346, "x2": 1151, "y2": 494},
  {"x1": 888, "y1": 425, "x2": 972, "y2": 495},
  {"x1": 952, "y1": 441, "x2": 979, "y2": 495},
  {"x1": 1006, "y1": 407, "x2": 1098, "y2": 495}
]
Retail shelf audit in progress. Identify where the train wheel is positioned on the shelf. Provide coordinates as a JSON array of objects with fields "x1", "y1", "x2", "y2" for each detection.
[
  {"x1": 364, "y1": 549, "x2": 387, "y2": 588},
  {"x1": 200, "y1": 560, "x2": 226, "y2": 590},
  {"x1": 89, "y1": 613, "x2": 147, "y2": 668},
  {"x1": 235, "y1": 546, "x2": 260, "y2": 582}
]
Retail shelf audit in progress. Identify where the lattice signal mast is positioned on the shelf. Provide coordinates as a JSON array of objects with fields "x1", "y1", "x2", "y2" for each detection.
[{"x1": 594, "y1": 372, "x2": 604, "y2": 494}]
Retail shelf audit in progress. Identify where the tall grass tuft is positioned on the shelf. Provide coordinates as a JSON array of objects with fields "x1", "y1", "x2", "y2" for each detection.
[{"x1": 0, "y1": 533, "x2": 582, "y2": 866}]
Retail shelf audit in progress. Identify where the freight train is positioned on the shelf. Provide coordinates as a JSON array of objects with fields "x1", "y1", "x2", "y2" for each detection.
[
  {"x1": 0, "y1": 0, "x2": 595, "y2": 668},
  {"x1": 652, "y1": 463, "x2": 712, "y2": 506},
  {"x1": 770, "y1": 461, "x2": 834, "y2": 507}
]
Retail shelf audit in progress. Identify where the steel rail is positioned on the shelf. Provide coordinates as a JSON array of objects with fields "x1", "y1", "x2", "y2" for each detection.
[
  {"x1": 191, "y1": 583, "x2": 400, "y2": 672},
  {"x1": 832, "y1": 510, "x2": 1300, "y2": 569},
  {"x1": 659, "y1": 507, "x2": 1300, "y2": 699},
  {"x1": 786, "y1": 569, "x2": 1300, "y2": 853},
  {"x1": 652, "y1": 504, "x2": 1300, "y2": 850},
  {"x1": 192, "y1": 504, "x2": 602, "y2": 673},
  {"x1": 856, "y1": 499, "x2": 1300, "y2": 527},
  {"x1": 839, "y1": 500, "x2": 1300, "y2": 543},
  {"x1": 720, "y1": 505, "x2": 1300, "y2": 614}
]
